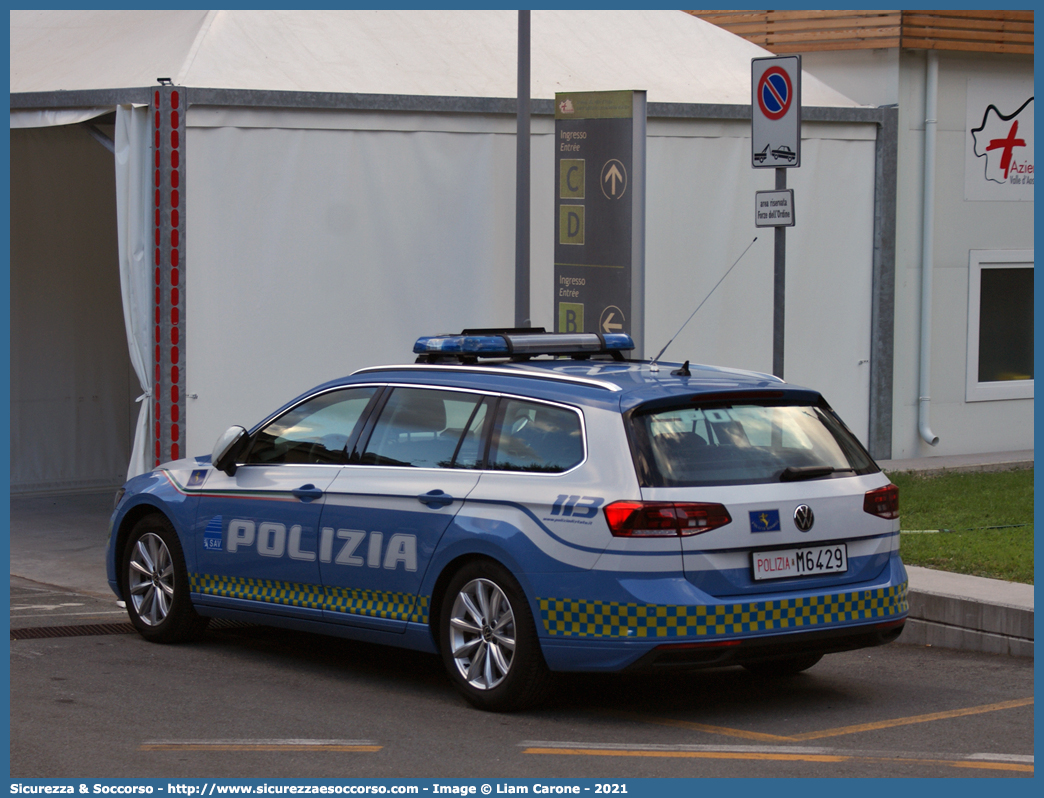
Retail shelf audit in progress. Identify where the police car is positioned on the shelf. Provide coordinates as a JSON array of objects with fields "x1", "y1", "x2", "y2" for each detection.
[{"x1": 106, "y1": 330, "x2": 907, "y2": 711}]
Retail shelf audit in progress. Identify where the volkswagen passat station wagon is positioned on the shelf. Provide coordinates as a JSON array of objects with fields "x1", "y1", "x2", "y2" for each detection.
[{"x1": 107, "y1": 330, "x2": 907, "y2": 711}]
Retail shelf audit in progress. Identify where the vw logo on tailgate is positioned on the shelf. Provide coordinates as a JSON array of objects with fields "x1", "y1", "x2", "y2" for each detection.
[{"x1": 793, "y1": 504, "x2": 815, "y2": 532}]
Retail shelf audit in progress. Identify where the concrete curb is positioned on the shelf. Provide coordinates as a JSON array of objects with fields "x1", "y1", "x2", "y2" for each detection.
[
  {"x1": 903, "y1": 566, "x2": 1033, "y2": 658},
  {"x1": 879, "y1": 449, "x2": 1033, "y2": 477},
  {"x1": 900, "y1": 618, "x2": 1033, "y2": 658}
]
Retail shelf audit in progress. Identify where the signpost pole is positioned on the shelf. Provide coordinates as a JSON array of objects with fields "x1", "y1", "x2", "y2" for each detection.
[
  {"x1": 514, "y1": 10, "x2": 531, "y2": 328},
  {"x1": 773, "y1": 167, "x2": 786, "y2": 379},
  {"x1": 752, "y1": 54, "x2": 800, "y2": 381},
  {"x1": 630, "y1": 91, "x2": 646, "y2": 359}
]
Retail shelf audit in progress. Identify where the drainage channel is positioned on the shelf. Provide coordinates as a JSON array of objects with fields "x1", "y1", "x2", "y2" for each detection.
[
  {"x1": 11, "y1": 623, "x2": 135, "y2": 640},
  {"x1": 11, "y1": 619, "x2": 254, "y2": 641}
]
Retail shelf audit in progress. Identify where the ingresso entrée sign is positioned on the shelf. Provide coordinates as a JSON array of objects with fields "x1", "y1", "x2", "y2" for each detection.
[{"x1": 553, "y1": 90, "x2": 645, "y2": 351}]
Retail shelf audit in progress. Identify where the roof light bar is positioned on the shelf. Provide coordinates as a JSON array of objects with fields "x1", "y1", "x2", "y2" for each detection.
[{"x1": 413, "y1": 331, "x2": 635, "y2": 360}]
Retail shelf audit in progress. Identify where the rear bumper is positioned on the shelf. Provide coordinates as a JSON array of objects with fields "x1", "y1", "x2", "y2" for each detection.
[
  {"x1": 622, "y1": 617, "x2": 905, "y2": 671},
  {"x1": 538, "y1": 554, "x2": 908, "y2": 672}
]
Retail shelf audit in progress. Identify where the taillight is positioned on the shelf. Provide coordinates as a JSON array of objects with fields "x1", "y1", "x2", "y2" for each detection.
[
  {"x1": 604, "y1": 501, "x2": 732, "y2": 537},
  {"x1": 864, "y1": 484, "x2": 899, "y2": 519}
]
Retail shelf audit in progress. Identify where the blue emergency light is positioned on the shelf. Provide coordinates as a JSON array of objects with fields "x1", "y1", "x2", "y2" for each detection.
[{"x1": 413, "y1": 330, "x2": 635, "y2": 361}]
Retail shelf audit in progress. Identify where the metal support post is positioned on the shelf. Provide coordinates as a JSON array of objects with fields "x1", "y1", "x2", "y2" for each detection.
[
  {"x1": 773, "y1": 167, "x2": 786, "y2": 379},
  {"x1": 514, "y1": 11, "x2": 531, "y2": 328}
]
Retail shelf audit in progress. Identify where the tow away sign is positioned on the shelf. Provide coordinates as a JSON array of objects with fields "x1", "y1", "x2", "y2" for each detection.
[
  {"x1": 752, "y1": 55, "x2": 801, "y2": 168},
  {"x1": 755, "y1": 189, "x2": 795, "y2": 227}
]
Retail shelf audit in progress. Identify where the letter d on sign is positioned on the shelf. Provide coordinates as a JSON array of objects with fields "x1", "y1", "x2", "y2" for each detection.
[
  {"x1": 568, "y1": 212, "x2": 580, "y2": 237},
  {"x1": 559, "y1": 204, "x2": 585, "y2": 245}
]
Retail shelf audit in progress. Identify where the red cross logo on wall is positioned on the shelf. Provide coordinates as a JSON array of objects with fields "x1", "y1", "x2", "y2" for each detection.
[
  {"x1": 985, "y1": 121, "x2": 1026, "y2": 179},
  {"x1": 971, "y1": 97, "x2": 1034, "y2": 186}
]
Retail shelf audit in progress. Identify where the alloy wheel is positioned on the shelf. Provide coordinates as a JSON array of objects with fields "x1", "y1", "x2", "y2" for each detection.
[
  {"x1": 448, "y1": 578, "x2": 516, "y2": 690},
  {"x1": 127, "y1": 532, "x2": 175, "y2": 626}
]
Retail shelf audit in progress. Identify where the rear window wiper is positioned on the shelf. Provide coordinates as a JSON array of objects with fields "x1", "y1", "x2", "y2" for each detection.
[{"x1": 779, "y1": 465, "x2": 855, "y2": 482}]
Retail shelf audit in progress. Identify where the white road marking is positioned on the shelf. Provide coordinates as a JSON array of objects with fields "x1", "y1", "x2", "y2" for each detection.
[
  {"x1": 10, "y1": 609, "x2": 128, "y2": 618},
  {"x1": 520, "y1": 740, "x2": 1033, "y2": 765},
  {"x1": 143, "y1": 739, "x2": 379, "y2": 746}
]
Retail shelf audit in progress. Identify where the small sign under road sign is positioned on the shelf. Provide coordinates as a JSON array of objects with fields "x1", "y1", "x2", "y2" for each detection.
[{"x1": 755, "y1": 189, "x2": 795, "y2": 227}]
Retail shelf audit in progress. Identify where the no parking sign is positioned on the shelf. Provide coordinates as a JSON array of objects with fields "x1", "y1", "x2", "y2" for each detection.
[{"x1": 752, "y1": 55, "x2": 801, "y2": 168}]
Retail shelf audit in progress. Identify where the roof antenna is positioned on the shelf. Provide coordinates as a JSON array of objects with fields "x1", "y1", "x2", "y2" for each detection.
[{"x1": 650, "y1": 237, "x2": 758, "y2": 371}]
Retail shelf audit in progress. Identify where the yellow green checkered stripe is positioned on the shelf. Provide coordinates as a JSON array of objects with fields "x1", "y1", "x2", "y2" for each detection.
[
  {"x1": 326, "y1": 585, "x2": 429, "y2": 623},
  {"x1": 191, "y1": 573, "x2": 325, "y2": 610},
  {"x1": 190, "y1": 573, "x2": 430, "y2": 624},
  {"x1": 538, "y1": 582, "x2": 908, "y2": 639}
]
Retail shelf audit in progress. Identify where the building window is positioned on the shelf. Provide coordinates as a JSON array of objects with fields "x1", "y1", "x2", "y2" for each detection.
[{"x1": 966, "y1": 250, "x2": 1033, "y2": 402}]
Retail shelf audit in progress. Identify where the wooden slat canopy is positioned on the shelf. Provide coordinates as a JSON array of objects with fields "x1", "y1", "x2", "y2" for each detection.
[{"x1": 687, "y1": 10, "x2": 1033, "y2": 55}]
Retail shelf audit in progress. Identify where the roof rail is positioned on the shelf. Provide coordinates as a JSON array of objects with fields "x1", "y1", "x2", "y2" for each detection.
[
  {"x1": 353, "y1": 363, "x2": 623, "y2": 391},
  {"x1": 413, "y1": 330, "x2": 635, "y2": 364}
]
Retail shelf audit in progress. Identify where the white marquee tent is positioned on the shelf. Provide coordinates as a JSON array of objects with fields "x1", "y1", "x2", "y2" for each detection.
[
  {"x1": 10, "y1": 10, "x2": 892, "y2": 495},
  {"x1": 13, "y1": 10, "x2": 860, "y2": 102}
]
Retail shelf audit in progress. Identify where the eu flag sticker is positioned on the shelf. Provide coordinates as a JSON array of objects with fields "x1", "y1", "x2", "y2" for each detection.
[
  {"x1": 750, "y1": 510, "x2": 781, "y2": 532},
  {"x1": 203, "y1": 516, "x2": 223, "y2": 551},
  {"x1": 187, "y1": 469, "x2": 207, "y2": 487}
]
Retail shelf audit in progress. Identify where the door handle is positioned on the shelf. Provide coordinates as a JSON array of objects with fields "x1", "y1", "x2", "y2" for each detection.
[
  {"x1": 418, "y1": 489, "x2": 455, "y2": 509},
  {"x1": 292, "y1": 483, "x2": 324, "y2": 502}
]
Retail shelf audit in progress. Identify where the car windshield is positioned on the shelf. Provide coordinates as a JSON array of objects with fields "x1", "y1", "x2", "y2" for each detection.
[{"x1": 630, "y1": 401, "x2": 876, "y2": 487}]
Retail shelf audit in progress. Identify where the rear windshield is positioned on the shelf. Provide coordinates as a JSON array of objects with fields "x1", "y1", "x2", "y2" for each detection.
[{"x1": 629, "y1": 401, "x2": 876, "y2": 487}]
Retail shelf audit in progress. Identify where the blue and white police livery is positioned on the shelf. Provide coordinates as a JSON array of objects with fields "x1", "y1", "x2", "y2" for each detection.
[{"x1": 106, "y1": 331, "x2": 907, "y2": 711}]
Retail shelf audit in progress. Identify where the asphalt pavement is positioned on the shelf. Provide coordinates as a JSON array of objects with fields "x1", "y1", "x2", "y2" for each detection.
[{"x1": 9, "y1": 450, "x2": 1034, "y2": 658}]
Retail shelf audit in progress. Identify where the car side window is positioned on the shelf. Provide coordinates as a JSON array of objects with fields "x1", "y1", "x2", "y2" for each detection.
[
  {"x1": 245, "y1": 386, "x2": 378, "y2": 466},
  {"x1": 489, "y1": 398, "x2": 583, "y2": 473},
  {"x1": 359, "y1": 388, "x2": 485, "y2": 469}
]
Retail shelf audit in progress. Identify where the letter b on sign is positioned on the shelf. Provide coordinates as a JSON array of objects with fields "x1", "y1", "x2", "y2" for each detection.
[{"x1": 559, "y1": 302, "x2": 584, "y2": 333}]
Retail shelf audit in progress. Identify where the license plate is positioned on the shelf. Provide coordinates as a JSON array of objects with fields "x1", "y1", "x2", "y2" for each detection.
[{"x1": 752, "y1": 543, "x2": 848, "y2": 581}]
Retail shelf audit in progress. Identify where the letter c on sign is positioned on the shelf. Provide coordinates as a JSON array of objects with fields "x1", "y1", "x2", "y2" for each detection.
[{"x1": 567, "y1": 165, "x2": 581, "y2": 193}]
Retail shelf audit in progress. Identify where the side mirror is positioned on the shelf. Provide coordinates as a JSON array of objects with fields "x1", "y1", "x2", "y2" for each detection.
[{"x1": 212, "y1": 426, "x2": 250, "y2": 476}]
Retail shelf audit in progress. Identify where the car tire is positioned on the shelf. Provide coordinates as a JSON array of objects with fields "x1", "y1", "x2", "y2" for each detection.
[
  {"x1": 742, "y1": 653, "x2": 823, "y2": 678},
  {"x1": 439, "y1": 560, "x2": 553, "y2": 712},
  {"x1": 123, "y1": 515, "x2": 209, "y2": 643}
]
